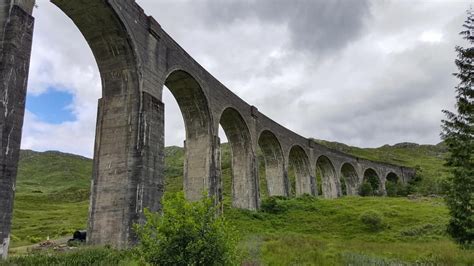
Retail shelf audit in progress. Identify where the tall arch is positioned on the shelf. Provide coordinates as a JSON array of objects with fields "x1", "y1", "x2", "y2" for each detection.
[
  {"x1": 164, "y1": 70, "x2": 215, "y2": 202},
  {"x1": 316, "y1": 156, "x2": 339, "y2": 199},
  {"x1": 288, "y1": 145, "x2": 314, "y2": 196},
  {"x1": 50, "y1": 0, "x2": 154, "y2": 249},
  {"x1": 257, "y1": 130, "x2": 287, "y2": 197},
  {"x1": 1, "y1": 0, "x2": 160, "y2": 254},
  {"x1": 340, "y1": 163, "x2": 359, "y2": 196},
  {"x1": 361, "y1": 168, "x2": 382, "y2": 196},
  {"x1": 219, "y1": 108, "x2": 258, "y2": 210}
]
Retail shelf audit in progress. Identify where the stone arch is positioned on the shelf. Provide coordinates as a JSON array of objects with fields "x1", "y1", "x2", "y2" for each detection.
[
  {"x1": 164, "y1": 70, "x2": 215, "y2": 201},
  {"x1": 316, "y1": 156, "x2": 339, "y2": 199},
  {"x1": 219, "y1": 107, "x2": 258, "y2": 210},
  {"x1": 340, "y1": 163, "x2": 359, "y2": 196},
  {"x1": 361, "y1": 168, "x2": 382, "y2": 196},
  {"x1": 48, "y1": 0, "x2": 148, "y2": 248},
  {"x1": 386, "y1": 172, "x2": 399, "y2": 183},
  {"x1": 52, "y1": 0, "x2": 140, "y2": 97},
  {"x1": 288, "y1": 145, "x2": 314, "y2": 196},
  {"x1": 385, "y1": 172, "x2": 400, "y2": 196},
  {"x1": 257, "y1": 130, "x2": 286, "y2": 197}
]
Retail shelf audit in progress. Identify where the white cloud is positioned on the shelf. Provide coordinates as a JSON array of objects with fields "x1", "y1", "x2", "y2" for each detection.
[
  {"x1": 420, "y1": 30, "x2": 444, "y2": 43},
  {"x1": 23, "y1": 1, "x2": 101, "y2": 157}
]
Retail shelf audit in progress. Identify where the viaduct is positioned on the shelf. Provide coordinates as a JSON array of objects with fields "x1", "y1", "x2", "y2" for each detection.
[{"x1": 0, "y1": 0, "x2": 416, "y2": 258}]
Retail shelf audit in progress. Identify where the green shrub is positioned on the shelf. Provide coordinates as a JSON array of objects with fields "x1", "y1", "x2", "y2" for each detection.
[
  {"x1": 385, "y1": 181, "x2": 397, "y2": 197},
  {"x1": 340, "y1": 178, "x2": 347, "y2": 195},
  {"x1": 297, "y1": 193, "x2": 315, "y2": 201},
  {"x1": 359, "y1": 211, "x2": 384, "y2": 232},
  {"x1": 396, "y1": 183, "x2": 409, "y2": 197},
  {"x1": 134, "y1": 192, "x2": 239, "y2": 265},
  {"x1": 385, "y1": 181, "x2": 409, "y2": 197},
  {"x1": 28, "y1": 236, "x2": 41, "y2": 244},
  {"x1": 359, "y1": 182, "x2": 373, "y2": 197},
  {"x1": 260, "y1": 196, "x2": 287, "y2": 214}
]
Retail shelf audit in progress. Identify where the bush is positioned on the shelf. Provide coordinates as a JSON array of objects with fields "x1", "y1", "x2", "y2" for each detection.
[
  {"x1": 385, "y1": 181, "x2": 397, "y2": 197},
  {"x1": 260, "y1": 196, "x2": 287, "y2": 214},
  {"x1": 359, "y1": 182, "x2": 373, "y2": 197},
  {"x1": 396, "y1": 183, "x2": 410, "y2": 197},
  {"x1": 134, "y1": 192, "x2": 239, "y2": 265},
  {"x1": 385, "y1": 182, "x2": 409, "y2": 197},
  {"x1": 359, "y1": 211, "x2": 384, "y2": 232}
]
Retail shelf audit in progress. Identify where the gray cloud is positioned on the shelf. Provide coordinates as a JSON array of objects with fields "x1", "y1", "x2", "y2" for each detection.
[{"x1": 200, "y1": 0, "x2": 372, "y2": 55}]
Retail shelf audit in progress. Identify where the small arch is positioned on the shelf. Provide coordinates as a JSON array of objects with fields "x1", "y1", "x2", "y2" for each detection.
[
  {"x1": 316, "y1": 156, "x2": 339, "y2": 199},
  {"x1": 257, "y1": 130, "x2": 286, "y2": 197},
  {"x1": 386, "y1": 172, "x2": 399, "y2": 183},
  {"x1": 165, "y1": 70, "x2": 211, "y2": 139},
  {"x1": 164, "y1": 70, "x2": 214, "y2": 202},
  {"x1": 288, "y1": 145, "x2": 314, "y2": 196},
  {"x1": 385, "y1": 172, "x2": 400, "y2": 197},
  {"x1": 340, "y1": 163, "x2": 359, "y2": 196},
  {"x1": 219, "y1": 107, "x2": 258, "y2": 210},
  {"x1": 360, "y1": 168, "x2": 382, "y2": 196}
]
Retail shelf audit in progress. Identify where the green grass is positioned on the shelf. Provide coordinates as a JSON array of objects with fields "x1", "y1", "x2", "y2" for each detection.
[
  {"x1": 11, "y1": 150, "x2": 91, "y2": 248},
  {"x1": 2, "y1": 247, "x2": 135, "y2": 266},
  {"x1": 8, "y1": 142, "x2": 472, "y2": 264},
  {"x1": 228, "y1": 196, "x2": 473, "y2": 264}
]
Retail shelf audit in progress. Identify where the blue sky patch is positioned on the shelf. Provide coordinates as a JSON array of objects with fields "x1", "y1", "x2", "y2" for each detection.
[{"x1": 26, "y1": 88, "x2": 76, "y2": 124}]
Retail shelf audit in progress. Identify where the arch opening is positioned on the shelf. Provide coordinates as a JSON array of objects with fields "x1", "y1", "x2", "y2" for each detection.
[
  {"x1": 316, "y1": 156, "x2": 339, "y2": 199},
  {"x1": 9, "y1": 0, "x2": 143, "y2": 250},
  {"x1": 385, "y1": 172, "x2": 400, "y2": 197},
  {"x1": 340, "y1": 163, "x2": 359, "y2": 196},
  {"x1": 51, "y1": 0, "x2": 146, "y2": 248},
  {"x1": 52, "y1": 0, "x2": 140, "y2": 97},
  {"x1": 288, "y1": 146, "x2": 314, "y2": 196},
  {"x1": 219, "y1": 108, "x2": 258, "y2": 210},
  {"x1": 257, "y1": 130, "x2": 286, "y2": 198},
  {"x1": 360, "y1": 168, "x2": 381, "y2": 196},
  {"x1": 164, "y1": 70, "x2": 213, "y2": 201}
]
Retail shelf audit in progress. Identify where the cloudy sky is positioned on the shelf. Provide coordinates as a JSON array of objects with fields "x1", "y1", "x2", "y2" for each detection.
[{"x1": 22, "y1": 0, "x2": 469, "y2": 158}]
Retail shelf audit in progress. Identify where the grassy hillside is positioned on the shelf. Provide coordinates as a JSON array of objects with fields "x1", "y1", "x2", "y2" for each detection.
[
  {"x1": 9, "y1": 142, "x2": 471, "y2": 264},
  {"x1": 11, "y1": 150, "x2": 91, "y2": 247}
]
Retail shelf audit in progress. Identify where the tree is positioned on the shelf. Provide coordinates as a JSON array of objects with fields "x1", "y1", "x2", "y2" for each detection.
[
  {"x1": 441, "y1": 8, "x2": 474, "y2": 246},
  {"x1": 134, "y1": 192, "x2": 239, "y2": 265}
]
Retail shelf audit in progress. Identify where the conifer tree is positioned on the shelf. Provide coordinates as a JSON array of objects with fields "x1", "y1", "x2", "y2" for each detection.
[{"x1": 441, "y1": 8, "x2": 474, "y2": 246}]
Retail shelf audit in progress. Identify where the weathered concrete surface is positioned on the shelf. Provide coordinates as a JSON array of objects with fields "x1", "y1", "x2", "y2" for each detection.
[
  {"x1": 258, "y1": 130, "x2": 287, "y2": 197},
  {"x1": 0, "y1": 0, "x2": 34, "y2": 259},
  {"x1": 0, "y1": 0, "x2": 417, "y2": 257}
]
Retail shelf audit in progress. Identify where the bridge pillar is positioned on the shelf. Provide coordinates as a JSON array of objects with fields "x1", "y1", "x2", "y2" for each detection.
[
  {"x1": 226, "y1": 143, "x2": 260, "y2": 210},
  {"x1": 87, "y1": 92, "x2": 164, "y2": 248},
  {"x1": 183, "y1": 133, "x2": 220, "y2": 203},
  {"x1": 0, "y1": 0, "x2": 34, "y2": 259}
]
